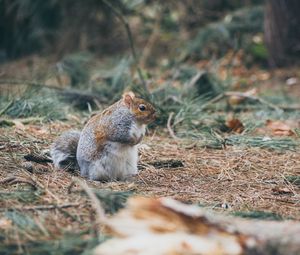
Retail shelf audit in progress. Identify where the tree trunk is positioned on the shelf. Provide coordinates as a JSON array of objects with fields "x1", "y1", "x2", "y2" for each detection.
[{"x1": 264, "y1": 0, "x2": 300, "y2": 67}]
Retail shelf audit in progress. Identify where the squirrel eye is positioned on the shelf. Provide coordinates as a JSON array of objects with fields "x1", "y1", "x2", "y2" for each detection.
[{"x1": 138, "y1": 104, "x2": 146, "y2": 111}]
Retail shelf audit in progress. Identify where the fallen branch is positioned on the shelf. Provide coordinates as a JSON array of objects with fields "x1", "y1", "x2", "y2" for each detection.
[
  {"x1": 0, "y1": 100, "x2": 13, "y2": 116},
  {"x1": 278, "y1": 104, "x2": 300, "y2": 110},
  {"x1": 149, "y1": 159, "x2": 184, "y2": 169},
  {"x1": 24, "y1": 153, "x2": 52, "y2": 164},
  {"x1": 201, "y1": 91, "x2": 283, "y2": 112},
  {"x1": 0, "y1": 117, "x2": 44, "y2": 128},
  {"x1": 0, "y1": 176, "x2": 39, "y2": 190},
  {"x1": 0, "y1": 79, "x2": 64, "y2": 91},
  {"x1": 0, "y1": 203, "x2": 82, "y2": 212},
  {"x1": 0, "y1": 80, "x2": 107, "y2": 106},
  {"x1": 94, "y1": 197, "x2": 300, "y2": 255},
  {"x1": 73, "y1": 178, "x2": 107, "y2": 231},
  {"x1": 224, "y1": 91, "x2": 283, "y2": 112},
  {"x1": 140, "y1": 5, "x2": 162, "y2": 67},
  {"x1": 167, "y1": 112, "x2": 180, "y2": 140},
  {"x1": 60, "y1": 89, "x2": 107, "y2": 106},
  {"x1": 101, "y1": 0, "x2": 147, "y2": 92}
]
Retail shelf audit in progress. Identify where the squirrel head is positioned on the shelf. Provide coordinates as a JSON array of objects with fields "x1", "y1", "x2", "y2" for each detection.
[{"x1": 122, "y1": 91, "x2": 156, "y2": 124}]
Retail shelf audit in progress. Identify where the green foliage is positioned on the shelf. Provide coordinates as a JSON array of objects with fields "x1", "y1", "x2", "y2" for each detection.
[
  {"x1": 5, "y1": 211, "x2": 40, "y2": 231},
  {"x1": 1, "y1": 90, "x2": 67, "y2": 120},
  {"x1": 0, "y1": 0, "x2": 61, "y2": 58},
  {"x1": 161, "y1": 92, "x2": 300, "y2": 151},
  {"x1": 90, "y1": 189, "x2": 133, "y2": 214},
  {"x1": 248, "y1": 41, "x2": 269, "y2": 61},
  {"x1": 0, "y1": 0, "x2": 132, "y2": 59},
  {"x1": 0, "y1": 189, "x2": 41, "y2": 203},
  {"x1": 91, "y1": 57, "x2": 133, "y2": 102},
  {"x1": 232, "y1": 210, "x2": 284, "y2": 221},
  {"x1": 187, "y1": 5, "x2": 264, "y2": 60},
  {"x1": 225, "y1": 135, "x2": 300, "y2": 151},
  {"x1": 0, "y1": 189, "x2": 128, "y2": 255},
  {"x1": 285, "y1": 176, "x2": 300, "y2": 187},
  {"x1": 60, "y1": 52, "x2": 93, "y2": 87},
  {"x1": 0, "y1": 233, "x2": 103, "y2": 255}
]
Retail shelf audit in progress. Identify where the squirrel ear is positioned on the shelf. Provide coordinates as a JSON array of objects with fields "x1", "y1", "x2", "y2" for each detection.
[{"x1": 122, "y1": 91, "x2": 135, "y2": 107}]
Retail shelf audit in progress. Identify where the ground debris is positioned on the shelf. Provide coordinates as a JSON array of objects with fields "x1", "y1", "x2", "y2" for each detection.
[
  {"x1": 94, "y1": 197, "x2": 254, "y2": 255},
  {"x1": 265, "y1": 119, "x2": 299, "y2": 136},
  {"x1": 24, "y1": 153, "x2": 52, "y2": 164},
  {"x1": 94, "y1": 196, "x2": 300, "y2": 255},
  {"x1": 149, "y1": 159, "x2": 184, "y2": 169}
]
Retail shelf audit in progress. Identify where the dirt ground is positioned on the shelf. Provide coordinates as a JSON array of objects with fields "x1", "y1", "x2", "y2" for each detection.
[{"x1": 1, "y1": 120, "x2": 299, "y2": 247}]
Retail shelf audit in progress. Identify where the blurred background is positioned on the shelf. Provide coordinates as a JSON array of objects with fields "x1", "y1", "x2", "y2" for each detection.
[{"x1": 0, "y1": 0, "x2": 299, "y2": 123}]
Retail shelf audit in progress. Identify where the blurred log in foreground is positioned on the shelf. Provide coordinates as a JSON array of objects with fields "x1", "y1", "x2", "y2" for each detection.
[
  {"x1": 264, "y1": 0, "x2": 300, "y2": 67},
  {"x1": 94, "y1": 197, "x2": 300, "y2": 255}
]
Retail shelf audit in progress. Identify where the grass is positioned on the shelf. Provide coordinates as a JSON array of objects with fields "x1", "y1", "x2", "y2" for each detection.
[
  {"x1": 0, "y1": 89, "x2": 68, "y2": 121},
  {"x1": 232, "y1": 210, "x2": 284, "y2": 221}
]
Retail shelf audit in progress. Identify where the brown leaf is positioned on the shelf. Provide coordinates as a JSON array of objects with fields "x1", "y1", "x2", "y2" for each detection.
[
  {"x1": 225, "y1": 118, "x2": 244, "y2": 133},
  {"x1": 272, "y1": 187, "x2": 293, "y2": 195},
  {"x1": 266, "y1": 120, "x2": 297, "y2": 136},
  {"x1": 13, "y1": 120, "x2": 25, "y2": 130},
  {"x1": 0, "y1": 218, "x2": 12, "y2": 230},
  {"x1": 228, "y1": 88, "x2": 257, "y2": 106}
]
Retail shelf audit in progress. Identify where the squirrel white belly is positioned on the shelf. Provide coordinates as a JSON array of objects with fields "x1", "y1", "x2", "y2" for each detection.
[{"x1": 51, "y1": 92, "x2": 155, "y2": 181}]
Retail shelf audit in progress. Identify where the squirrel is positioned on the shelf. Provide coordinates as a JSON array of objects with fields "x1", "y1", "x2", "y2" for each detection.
[{"x1": 50, "y1": 91, "x2": 156, "y2": 181}]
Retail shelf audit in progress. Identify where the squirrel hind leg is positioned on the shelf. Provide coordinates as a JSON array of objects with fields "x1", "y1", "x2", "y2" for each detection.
[{"x1": 50, "y1": 130, "x2": 80, "y2": 170}]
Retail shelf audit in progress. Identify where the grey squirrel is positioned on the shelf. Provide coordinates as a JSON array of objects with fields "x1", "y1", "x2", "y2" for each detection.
[{"x1": 51, "y1": 91, "x2": 156, "y2": 181}]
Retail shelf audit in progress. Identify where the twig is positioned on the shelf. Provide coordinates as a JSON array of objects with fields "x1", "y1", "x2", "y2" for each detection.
[
  {"x1": 0, "y1": 100, "x2": 13, "y2": 116},
  {"x1": 74, "y1": 178, "x2": 107, "y2": 227},
  {"x1": 279, "y1": 104, "x2": 300, "y2": 110},
  {"x1": 200, "y1": 93, "x2": 225, "y2": 110},
  {"x1": 140, "y1": 5, "x2": 162, "y2": 67},
  {"x1": 101, "y1": 0, "x2": 147, "y2": 92},
  {"x1": 20, "y1": 168, "x2": 61, "y2": 203},
  {"x1": 185, "y1": 71, "x2": 206, "y2": 90},
  {"x1": 149, "y1": 159, "x2": 184, "y2": 169},
  {"x1": 24, "y1": 153, "x2": 52, "y2": 164},
  {"x1": 0, "y1": 203, "x2": 82, "y2": 212},
  {"x1": 184, "y1": 141, "x2": 199, "y2": 149},
  {"x1": 167, "y1": 112, "x2": 180, "y2": 140},
  {"x1": 0, "y1": 79, "x2": 64, "y2": 91},
  {"x1": 224, "y1": 92, "x2": 283, "y2": 112},
  {"x1": 200, "y1": 91, "x2": 283, "y2": 112},
  {"x1": 0, "y1": 176, "x2": 39, "y2": 190}
]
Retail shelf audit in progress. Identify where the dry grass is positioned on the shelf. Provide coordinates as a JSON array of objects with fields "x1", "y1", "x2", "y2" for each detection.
[{"x1": 0, "y1": 121, "x2": 299, "y2": 249}]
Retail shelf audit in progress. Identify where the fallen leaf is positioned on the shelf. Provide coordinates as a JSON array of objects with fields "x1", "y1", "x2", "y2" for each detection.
[
  {"x1": 26, "y1": 125, "x2": 48, "y2": 135},
  {"x1": 225, "y1": 118, "x2": 244, "y2": 133},
  {"x1": 0, "y1": 218, "x2": 12, "y2": 230},
  {"x1": 13, "y1": 120, "x2": 25, "y2": 130},
  {"x1": 266, "y1": 120, "x2": 298, "y2": 136},
  {"x1": 228, "y1": 88, "x2": 257, "y2": 106},
  {"x1": 272, "y1": 187, "x2": 293, "y2": 195}
]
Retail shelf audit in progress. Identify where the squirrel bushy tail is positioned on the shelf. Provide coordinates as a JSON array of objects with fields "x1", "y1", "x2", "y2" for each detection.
[{"x1": 50, "y1": 130, "x2": 81, "y2": 170}]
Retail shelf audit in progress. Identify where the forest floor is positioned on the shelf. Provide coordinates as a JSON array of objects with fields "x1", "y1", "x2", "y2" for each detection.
[
  {"x1": 1, "y1": 120, "x2": 300, "y2": 254},
  {"x1": 0, "y1": 55, "x2": 300, "y2": 254}
]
